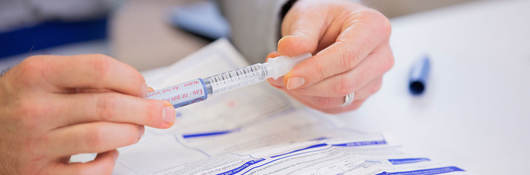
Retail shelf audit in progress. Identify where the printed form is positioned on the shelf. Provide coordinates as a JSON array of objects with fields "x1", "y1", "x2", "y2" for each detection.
[{"x1": 113, "y1": 39, "x2": 466, "y2": 175}]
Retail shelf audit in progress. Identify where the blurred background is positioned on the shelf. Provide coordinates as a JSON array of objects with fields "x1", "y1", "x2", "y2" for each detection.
[{"x1": 0, "y1": 0, "x2": 481, "y2": 71}]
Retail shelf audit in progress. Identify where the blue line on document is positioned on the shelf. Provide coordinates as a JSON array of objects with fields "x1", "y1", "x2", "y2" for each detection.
[
  {"x1": 240, "y1": 147, "x2": 331, "y2": 175},
  {"x1": 310, "y1": 137, "x2": 329, "y2": 141},
  {"x1": 388, "y1": 158, "x2": 431, "y2": 165},
  {"x1": 236, "y1": 140, "x2": 388, "y2": 175},
  {"x1": 217, "y1": 158, "x2": 266, "y2": 175},
  {"x1": 270, "y1": 143, "x2": 328, "y2": 158},
  {"x1": 331, "y1": 140, "x2": 387, "y2": 147},
  {"x1": 376, "y1": 166, "x2": 464, "y2": 175},
  {"x1": 182, "y1": 130, "x2": 234, "y2": 139}
]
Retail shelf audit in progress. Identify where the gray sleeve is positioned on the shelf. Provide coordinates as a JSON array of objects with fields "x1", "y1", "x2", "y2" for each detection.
[
  {"x1": 0, "y1": 0, "x2": 114, "y2": 31},
  {"x1": 218, "y1": 0, "x2": 362, "y2": 64},
  {"x1": 28, "y1": 0, "x2": 114, "y2": 20},
  {"x1": 218, "y1": 0, "x2": 289, "y2": 64},
  {"x1": 0, "y1": 0, "x2": 35, "y2": 31}
]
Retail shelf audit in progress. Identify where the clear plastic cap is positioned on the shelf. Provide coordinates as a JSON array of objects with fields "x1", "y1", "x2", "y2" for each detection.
[{"x1": 265, "y1": 53, "x2": 312, "y2": 79}]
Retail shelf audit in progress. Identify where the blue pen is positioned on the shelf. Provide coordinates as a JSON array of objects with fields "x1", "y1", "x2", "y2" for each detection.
[{"x1": 408, "y1": 55, "x2": 431, "y2": 95}]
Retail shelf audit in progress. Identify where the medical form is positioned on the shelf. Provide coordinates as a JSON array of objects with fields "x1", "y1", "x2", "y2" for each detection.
[{"x1": 102, "y1": 39, "x2": 465, "y2": 175}]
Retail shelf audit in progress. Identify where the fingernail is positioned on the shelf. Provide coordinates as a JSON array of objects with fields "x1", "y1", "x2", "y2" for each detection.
[
  {"x1": 148, "y1": 87, "x2": 154, "y2": 92},
  {"x1": 162, "y1": 101, "x2": 176, "y2": 127},
  {"x1": 287, "y1": 77, "x2": 305, "y2": 90}
]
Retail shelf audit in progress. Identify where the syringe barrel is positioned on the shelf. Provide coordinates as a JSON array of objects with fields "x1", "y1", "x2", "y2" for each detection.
[
  {"x1": 203, "y1": 63, "x2": 268, "y2": 95},
  {"x1": 147, "y1": 63, "x2": 269, "y2": 108},
  {"x1": 146, "y1": 79, "x2": 209, "y2": 108},
  {"x1": 146, "y1": 54, "x2": 311, "y2": 109}
]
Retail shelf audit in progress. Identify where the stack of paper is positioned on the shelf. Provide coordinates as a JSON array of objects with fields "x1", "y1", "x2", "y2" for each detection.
[{"x1": 113, "y1": 39, "x2": 465, "y2": 175}]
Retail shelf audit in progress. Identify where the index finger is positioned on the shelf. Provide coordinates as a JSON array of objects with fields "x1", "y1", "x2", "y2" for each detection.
[
  {"x1": 32, "y1": 54, "x2": 148, "y2": 97},
  {"x1": 52, "y1": 92, "x2": 175, "y2": 129},
  {"x1": 284, "y1": 9, "x2": 391, "y2": 90}
]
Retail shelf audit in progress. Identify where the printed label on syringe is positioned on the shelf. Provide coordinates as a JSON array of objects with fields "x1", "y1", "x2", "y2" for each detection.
[{"x1": 146, "y1": 79, "x2": 208, "y2": 108}]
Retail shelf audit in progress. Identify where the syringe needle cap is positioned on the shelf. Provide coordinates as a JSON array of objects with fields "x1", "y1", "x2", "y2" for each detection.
[{"x1": 266, "y1": 53, "x2": 312, "y2": 79}]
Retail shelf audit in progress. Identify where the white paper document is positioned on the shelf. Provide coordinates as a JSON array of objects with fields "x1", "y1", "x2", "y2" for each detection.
[{"x1": 113, "y1": 39, "x2": 465, "y2": 175}]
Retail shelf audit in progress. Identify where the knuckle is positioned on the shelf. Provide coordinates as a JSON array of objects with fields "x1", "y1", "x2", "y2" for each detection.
[
  {"x1": 339, "y1": 43, "x2": 361, "y2": 70},
  {"x1": 381, "y1": 17, "x2": 392, "y2": 38},
  {"x1": 96, "y1": 94, "x2": 118, "y2": 121},
  {"x1": 374, "y1": 12, "x2": 392, "y2": 37},
  {"x1": 365, "y1": 9, "x2": 392, "y2": 38},
  {"x1": 358, "y1": 9, "x2": 380, "y2": 22},
  {"x1": 340, "y1": 51, "x2": 355, "y2": 70},
  {"x1": 17, "y1": 56, "x2": 45, "y2": 82}
]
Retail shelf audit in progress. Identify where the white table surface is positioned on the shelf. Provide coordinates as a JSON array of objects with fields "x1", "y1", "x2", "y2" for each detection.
[{"x1": 334, "y1": 1, "x2": 530, "y2": 174}]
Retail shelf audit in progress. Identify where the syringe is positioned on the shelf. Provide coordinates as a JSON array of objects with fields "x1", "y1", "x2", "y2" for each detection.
[{"x1": 146, "y1": 53, "x2": 312, "y2": 108}]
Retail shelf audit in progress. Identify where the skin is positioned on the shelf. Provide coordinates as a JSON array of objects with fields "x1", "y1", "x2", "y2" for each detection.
[
  {"x1": 268, "y1": 0, "x2": 394, "y2": 114},
  {"x1": 0, "y1": 0, "x2": 393, "y2": 174},
  {"x1": 0, "y1": 55, "x2": 175, "y2": 175}
]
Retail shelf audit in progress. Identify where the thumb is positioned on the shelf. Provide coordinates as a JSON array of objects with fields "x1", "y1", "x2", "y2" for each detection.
[{"x1": 277, "y1": 7, "x2": 326, "y2": 57}]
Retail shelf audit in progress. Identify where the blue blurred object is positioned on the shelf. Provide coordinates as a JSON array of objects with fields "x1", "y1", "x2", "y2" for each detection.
[
  {"x1": 169, "y1": 1, "x2": 230, "y2": 40},
  {"x1": 0, "y1": 17, "x2": 108, "y2": 59},
  {"x1": 408, "y1": 55, "x2": 431, "y2": 96}
]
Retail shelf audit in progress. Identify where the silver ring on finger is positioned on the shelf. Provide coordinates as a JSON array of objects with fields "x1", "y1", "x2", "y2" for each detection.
[{"x1": 342, "y1": 92, "x2": 355, "y2": 107}]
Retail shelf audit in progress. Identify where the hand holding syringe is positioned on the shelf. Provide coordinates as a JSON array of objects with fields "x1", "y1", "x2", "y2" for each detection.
[{"x1": 146, "y1": 53, "x2": 312, "y2": 108}]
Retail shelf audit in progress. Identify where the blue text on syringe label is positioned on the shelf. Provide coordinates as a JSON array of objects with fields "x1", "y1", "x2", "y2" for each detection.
[{"x1": 146, "y1": 79, "x2": 208, "y2": 108}]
